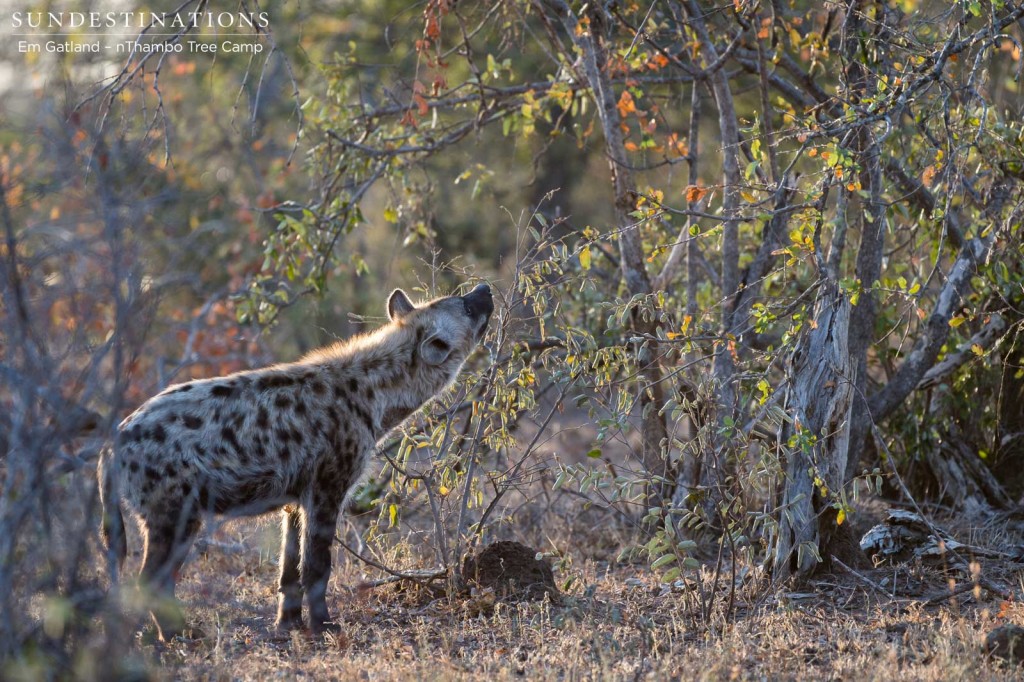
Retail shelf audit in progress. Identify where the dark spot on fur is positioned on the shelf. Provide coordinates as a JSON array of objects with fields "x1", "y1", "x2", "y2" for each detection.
[
  {"x1": 311, "y1": 380, "x2": 326, "y2": 395},
  {"x1": 292, "y1": 429, "x2": 304, "y2": 446},
  {"x1": 349, "y1": 401, "x2": 374, "y2": 434},
  {"x1": 129, "y1": 461, "x2": 140, "y2": 473},
  {"x1": 210, "y1": 383, "x2": 236, "y2": 398},
  {"x1": 294, "y1": 401, "x2": 307, "y2": 415},
  {"x1": 195, "y1": 444, "x2": 206, "y2": 458},
  {"x1": 275, "y1": 394, "x2": 293, "y2": 409},
  {"x1": 151, "y1": 424, "x2": 167, "y2": 443},
  {"x1": 181, "y1": 481, "x2": 192, "y2": 498},
  {"x1": 145, "y1": 466, "x2": 159, "y2": 481},
  {"x1": 232, "y1": 412, "x2": 244, "y2": 429},
  {"x1": 365, "y1": 387, "x2": 375, "y2": 401},
  {"x1": 333, "y1": 383, "x2": 347, "y2": 400},
  {"x1": 183, "y1": 414, "x2": 203, "y2": 430},
  {"x1": 221, "y1": 426, "x2": 242, "y2": 453},
  {"x1": 120, "y1": 424, "x2": 143, "y2": 444},
  {"x1": 173, "y1": 383, "x2": 194, "y2": 393},
  {"x1": 163, "y1": 463, "x2": 175, "y2": 477},
  {"x1": 348, "y1": 378, "x2": 358, "y2": 394},
  {"x1": 279, "y1": 447, "x2": 291, "y2": 461},
  {"x1": 258, "y1": 375, "x2": 295, "y2": 390},
  {"x1": 257, "y1": 406, "x2": 269, "y2": 429},
  {"x1": 276, "y1": 427, "x2": 292, "y2": 444},
  {"x1": 168, "y1": 414, "x2": 179, "y2": 424}
]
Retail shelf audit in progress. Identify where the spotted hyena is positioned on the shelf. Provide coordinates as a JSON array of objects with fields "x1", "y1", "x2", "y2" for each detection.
[{"x1": 99, "y1": 284, "x2": 493, "y2": 638}]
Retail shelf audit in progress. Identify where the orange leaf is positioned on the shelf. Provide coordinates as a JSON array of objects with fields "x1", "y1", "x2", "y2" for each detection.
[
  {"x1": 624, "y1": 141, "x2": 639, "y2": 151},
  {"x1": 685, "y1": 185, "x2": 707, "y2": 203},
  {"x1": 922, "y1": 165, "x2": 936, "y2": 187},
  {"x1": 617, "y1": 91, "x2": 636, "y2": 118},
  {"x1": 424, "y1": 15, "x2": 440, "y2": 40},
  {"x1": 414, "y1": 93, "x2": 429, "y2": 116}
]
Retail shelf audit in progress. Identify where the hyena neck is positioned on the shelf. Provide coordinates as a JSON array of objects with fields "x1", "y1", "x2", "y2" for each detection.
[{"x1": 319, "y1": 327, "x2": 463, "y2": 438}]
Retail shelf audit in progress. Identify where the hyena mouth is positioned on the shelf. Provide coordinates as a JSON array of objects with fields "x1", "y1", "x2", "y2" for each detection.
[{"x1": 463, "y1": 283, "x2": 494, "y2": 340}]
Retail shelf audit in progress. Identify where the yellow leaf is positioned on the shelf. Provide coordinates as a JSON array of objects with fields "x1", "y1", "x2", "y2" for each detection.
[
  {"x1": 971, "y1": 344, "x2": 984, "y2": 356},
  {"x1": 837, "y1": 508, "x2": 846, "y2": 526},
  {"x1": 579, "y1": 246, "x2": 592, "y2": 271},
  {"x1": 949, "y1": 315, "x2": 966, "y2": 328}
]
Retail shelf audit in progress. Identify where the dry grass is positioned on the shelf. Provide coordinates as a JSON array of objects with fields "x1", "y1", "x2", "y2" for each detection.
[{"x1": 51, "y1": 508, "x2": 1024, "y2": 682}]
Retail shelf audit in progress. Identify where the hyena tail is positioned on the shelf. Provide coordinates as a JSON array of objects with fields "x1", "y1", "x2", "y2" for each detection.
[{"x1": 97, "y1": 445, "x2": 126, "y2": 580}]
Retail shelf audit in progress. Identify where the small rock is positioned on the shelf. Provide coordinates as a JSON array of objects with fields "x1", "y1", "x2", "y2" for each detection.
[{"x1": 985, "y1": 625, "x2": 1024, "y2": 663}]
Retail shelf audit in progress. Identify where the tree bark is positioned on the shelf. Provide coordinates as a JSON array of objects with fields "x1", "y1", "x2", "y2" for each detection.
[{"x1": 774, "y1": 287, "x2": 854, "y2": 580}]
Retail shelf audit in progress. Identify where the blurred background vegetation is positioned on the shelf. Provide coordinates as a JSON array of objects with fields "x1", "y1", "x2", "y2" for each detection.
[{"x1": 2, "y1": 0, "x2": 1023, "y2": 677}]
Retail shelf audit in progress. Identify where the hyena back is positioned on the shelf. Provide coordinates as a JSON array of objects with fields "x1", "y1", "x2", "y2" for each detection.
[{"x1": 99, "y1": 284, "x2": 493, "y2": 638}]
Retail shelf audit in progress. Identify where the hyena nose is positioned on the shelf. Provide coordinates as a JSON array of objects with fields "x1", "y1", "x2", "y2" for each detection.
[{"x1": 464, "y1": 283, "x2": 494, "y2": 319}]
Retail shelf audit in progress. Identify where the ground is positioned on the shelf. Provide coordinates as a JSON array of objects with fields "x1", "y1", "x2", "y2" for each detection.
[{"x1": 65, "y1": 508, "x2": 1024, "y2": 681}]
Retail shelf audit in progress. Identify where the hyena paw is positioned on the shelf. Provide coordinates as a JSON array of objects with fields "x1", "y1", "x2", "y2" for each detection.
[
  {"x1": 274, "y1": 611, "x2": 305, "y2": 633},
  {"x1": 309, "y1": 619, "x2": 342, "y2": 636}
]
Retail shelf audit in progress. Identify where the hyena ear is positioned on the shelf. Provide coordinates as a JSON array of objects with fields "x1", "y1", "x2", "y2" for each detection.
[
  {"x1": 387, "y1": 289, "x2": 415, "y2": 320},
  {"x1": 419, "y1": 333, "x2": 453, "y2": 366}
]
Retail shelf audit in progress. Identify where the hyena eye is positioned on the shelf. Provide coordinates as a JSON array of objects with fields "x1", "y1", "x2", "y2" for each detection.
[{"x1": 430, "y1": 338, "x2": 451, "y2": 353}]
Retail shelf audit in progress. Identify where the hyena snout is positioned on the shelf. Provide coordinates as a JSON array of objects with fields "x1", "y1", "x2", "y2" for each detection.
[{"x1": 463, "y1": 283, "x2": 494, "y2": 338}]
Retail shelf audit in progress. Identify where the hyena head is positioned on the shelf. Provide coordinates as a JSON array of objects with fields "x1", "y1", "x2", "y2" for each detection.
[{"x1": 388, "y1": 283, "x2": 493, "y2": 379}]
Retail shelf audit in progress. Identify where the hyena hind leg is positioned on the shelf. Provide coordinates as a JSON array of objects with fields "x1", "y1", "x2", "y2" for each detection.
[
  {"x1": 139, "y1": 512, "x2": 201, "y2": 641},
  {"x1": 302, "y1": 492, "x2": 342, "y2": 634},
  {"x1": 275, "y1": 507, "x2": 304, "y2": 631}
]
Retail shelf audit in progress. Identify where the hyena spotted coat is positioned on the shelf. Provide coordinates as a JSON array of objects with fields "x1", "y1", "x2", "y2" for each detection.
[{"x1": 99, "y1": 284, "x2": 493, "y2": 638}]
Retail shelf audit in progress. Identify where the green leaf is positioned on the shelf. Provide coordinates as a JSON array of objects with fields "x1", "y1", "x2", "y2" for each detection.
[{"x1": 651, "y1": 554, "x2": 677, "y2": 570}]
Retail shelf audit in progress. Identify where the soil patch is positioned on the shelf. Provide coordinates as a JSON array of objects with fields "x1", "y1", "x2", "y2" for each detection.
[{"x1": 460, "y1": 540, "x2": 560, "y2": 603}]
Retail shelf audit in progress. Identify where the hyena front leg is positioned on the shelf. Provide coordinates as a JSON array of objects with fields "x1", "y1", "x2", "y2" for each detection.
[
  {"x1": 275, "y1": 507, "x2": 304, "y2": 631},
  {"x1": 301, "y1": 487, "x2": 342, "y2": 634},
  {"x1": 140, "y1": 511, "x2": 201, "y2": 641}
]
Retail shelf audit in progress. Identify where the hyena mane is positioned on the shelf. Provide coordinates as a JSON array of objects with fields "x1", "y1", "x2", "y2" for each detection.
[{"x1": 99, "y1": 283, "x2": 493, "y2": 638}]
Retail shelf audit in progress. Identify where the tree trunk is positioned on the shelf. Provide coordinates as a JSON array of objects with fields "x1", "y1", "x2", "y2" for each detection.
[
  {"x1": 549, "y1": 0, "x2": 670, "y2": 498},
  {"x1": 921, "y1": 420, "x2": 1012, "y2": 516},
  {"x1": 773, "y1": 287, "x2": 854, "y2": 580}
]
